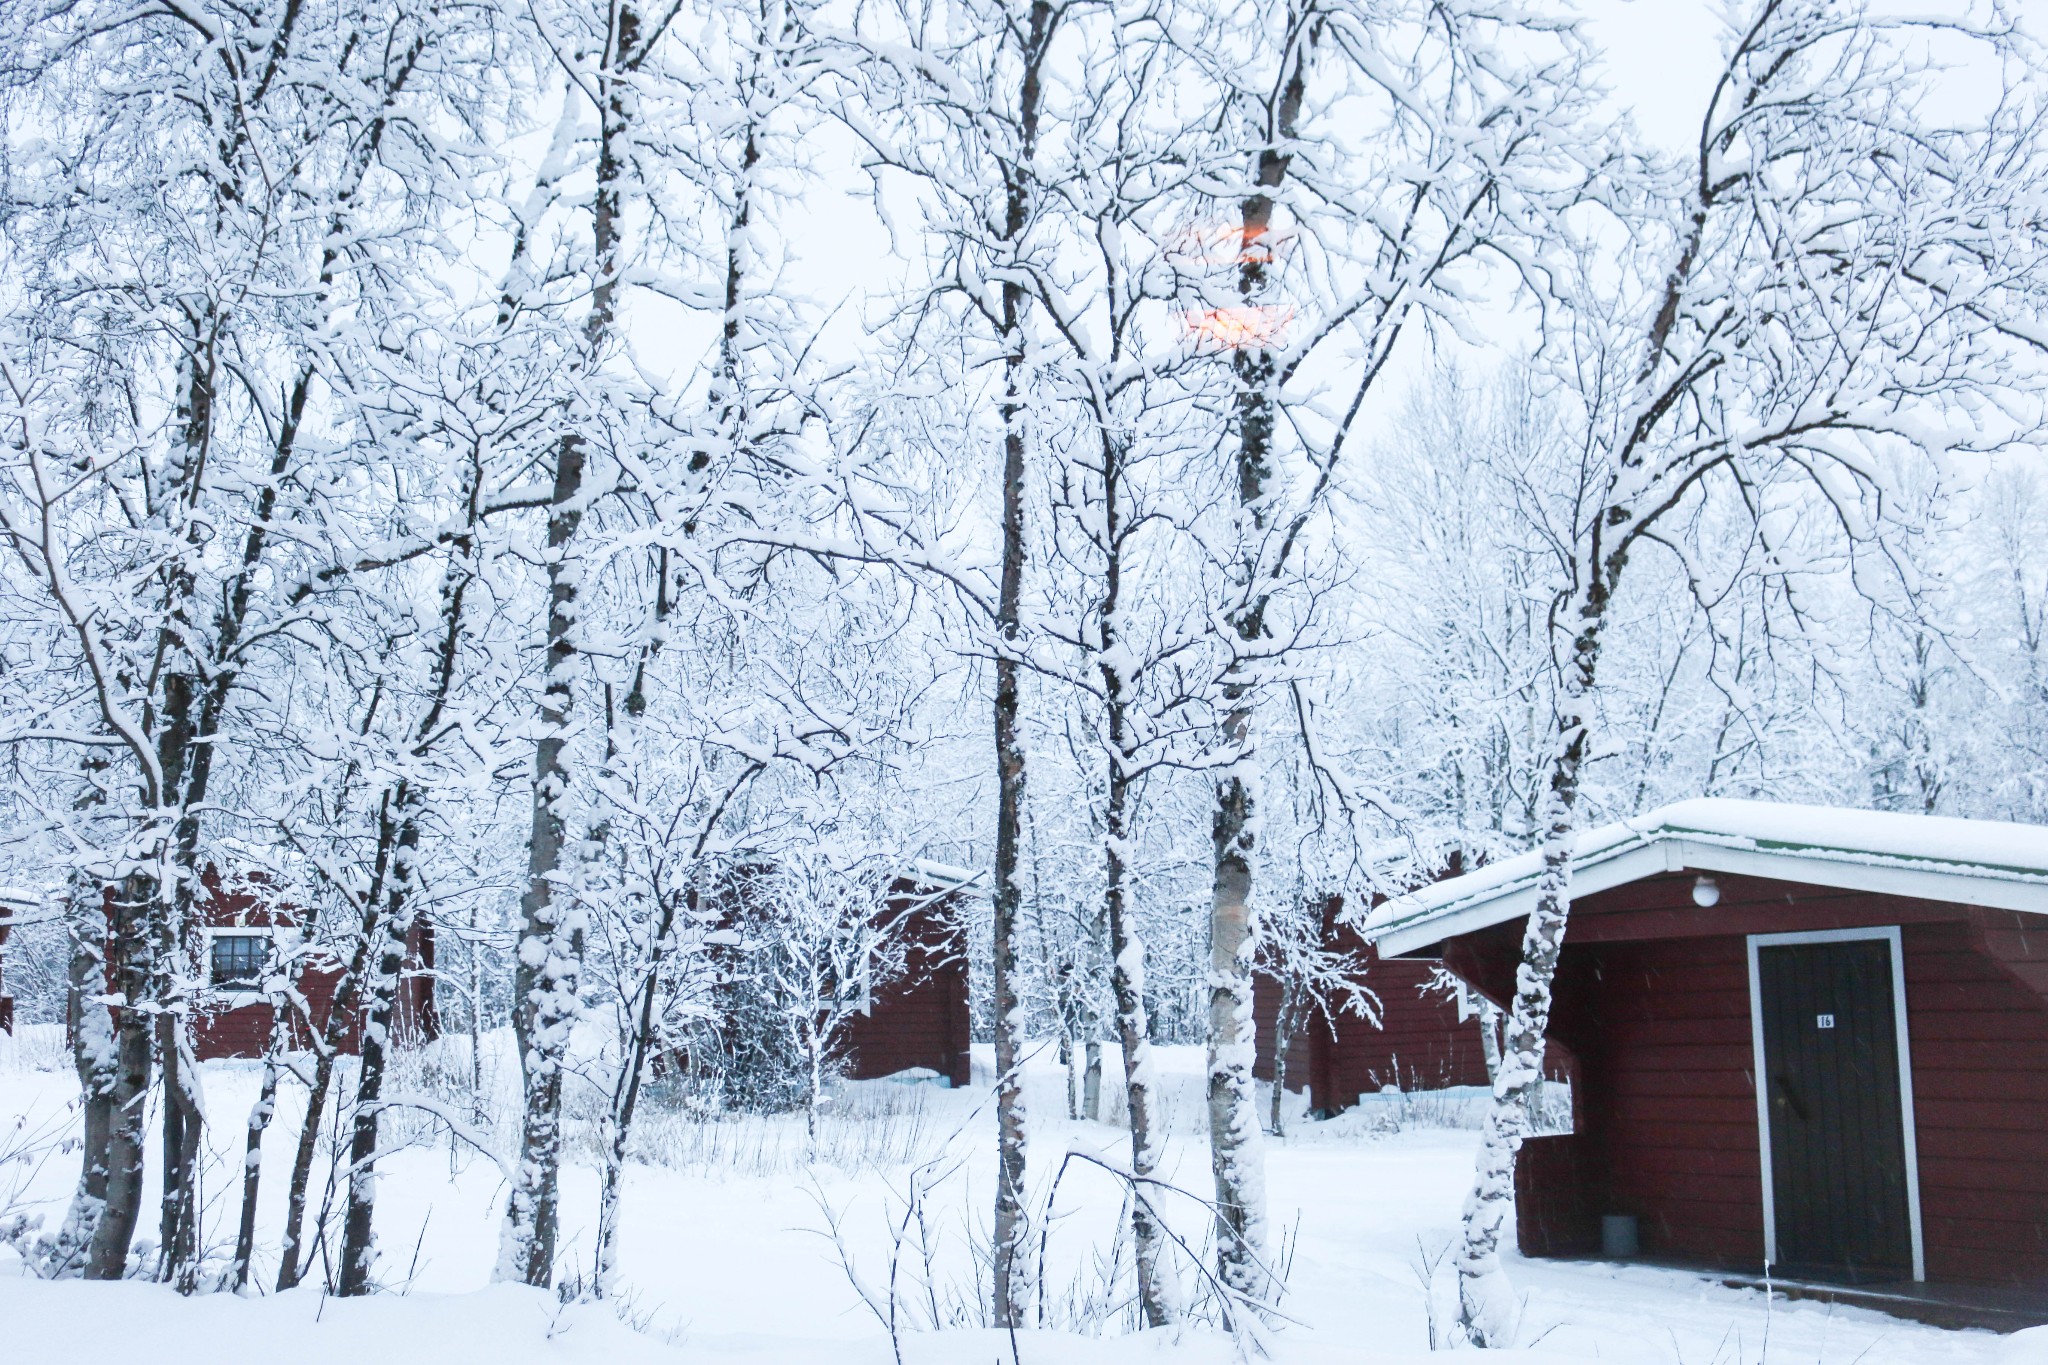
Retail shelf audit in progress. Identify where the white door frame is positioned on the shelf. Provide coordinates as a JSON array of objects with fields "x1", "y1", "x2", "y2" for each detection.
[{"x1": 1745, "y1": 925, "x2": 1925, "y2": 1282}]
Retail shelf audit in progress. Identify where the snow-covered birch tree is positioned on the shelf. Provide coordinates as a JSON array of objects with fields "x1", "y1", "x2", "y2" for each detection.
[
  {"x1": 832, "y1": 0, "x2": 1069, "y2": 1321},
  {"x1": 1451, "y1": 3, "x2": 2048, "y2": 1344},
  {"x1": 0, "y1": 0, "x2": 500, "y2": 1288},
  {"x1": 1187, "y1": 0, "x2": 1596, "y2": 1297}
]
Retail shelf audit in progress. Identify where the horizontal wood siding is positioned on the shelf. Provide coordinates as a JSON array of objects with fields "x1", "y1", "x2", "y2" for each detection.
[
  {"x1": 1250, "y1": 968, "x2": 1316, "y2": 1091},
  {"x1": 1902, "y1": 916, "x2": 2048, "y2": 1285},
  {"x1": 1561, "y1": 933, "x2": 1766, "y2": 1268},
  {"x1": 1322, "y1": 955, "x2": 1492, "y2": 1105},
  {"x1": 1255, "y1": 940, "x2": 1492, "y2": 1112},
  {"x1": 194, "y1": 960, "x2": 360, "y2": 1060},
  {"x1": 841, "y1": 886, "x2": 971, "y2": 1087},
  {"x1": 1509, "y1": 871, "x2": 2048, "y2": 1288},
  {"x1": 188, "y1": 873, "x2": 437, "y2": 1061}
]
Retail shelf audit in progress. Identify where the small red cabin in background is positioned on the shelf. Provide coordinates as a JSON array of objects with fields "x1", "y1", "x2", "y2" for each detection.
[
  {"x1": 0, "y1": 902, "x2": 15, "y2": 1035},
  {"x1": 1254, "y1": 889, "x2": 1563, "y2": 1116},
  {"x1": 701, "y1": 861, "x2": 978, "y2": 1090},
  {"x1": 839, "y1": 866, "x2": 976, "y2": 1087},
  {"x1": 0, "y1": 887, "x2": 33, "y2": 1034},
  {"x1": 189, "y1": 869, "x2": 436, "y2": 1061},
  {"x1": 1253, "y1": 901, "x2": 1494, "y2": 1114},
  {"x1": 1366, "y1": 800, "x2": 2048, "y2": 1306}
]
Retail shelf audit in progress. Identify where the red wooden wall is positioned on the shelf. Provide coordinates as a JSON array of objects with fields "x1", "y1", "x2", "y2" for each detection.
[
  {"x1": 840, "y1": 882, "x2": 972, "y2": 1087},
  {"x1": 1254, "y1": 895, "x2": 1496, "y2": 1114},
  {"x1": 1441, "y1": 870, "x2": 2048, "y2": 1288},
  {"x1": 0, "y1": 915, "x2": 12, "y2": 1035},
  {"x1": 188, "y1": 871, "x2": 437, "y2": 1062}
]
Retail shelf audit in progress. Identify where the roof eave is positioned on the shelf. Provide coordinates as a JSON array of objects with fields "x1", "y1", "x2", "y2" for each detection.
[{"x1": 1370, "y1": 835, "x2": 2048, "y2": 957}]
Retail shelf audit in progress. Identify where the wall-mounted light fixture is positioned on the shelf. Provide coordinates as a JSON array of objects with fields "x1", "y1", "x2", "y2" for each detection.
[{"x1": 1692, "y1": 874, "x2": 1721, "y2": 908}]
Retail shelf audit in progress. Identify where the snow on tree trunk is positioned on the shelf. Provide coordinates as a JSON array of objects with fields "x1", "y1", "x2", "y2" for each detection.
[
  {"x1": 1204, "y1": 9, "x2": 1311, "y2": 1297},
  {"x1": 1454, "y1": 579, "x2": 1606, "y2": 1347},
  {"x1": 278, "y1": 899, "x2": 389, "y2": 1292},
  {"x1": 989, "y1": 461, "x2": 1033, "y2": 1327},
  {"x1": 1207, "y1": 756, "x2": 1266, "y2": 1303},
  {"x1": 155, "y1": 998, "x2": 204, "y2": 1291},
  {"x1": 338, "y1": 442, "x2": 479, "y2": 1294},
  {"x1": 500, "y1": 0, "x2": 649, "y2": 1287},
  {"x1": 85, "y1": 870, "x2": 155, "y2": 1280},
  {"x1": 1083, "y1": 1034, "x2": 1104, "y2": 1124},
  {"x1": 339, "y1": 796, "x2": 425, "y2": 1296},
  {"x1": 498, "y1": 409, "x2": 591, "y2": 1287},
  {"x1": 1268, "y1": 975, "x2": 1301, "y2": 1136},
  {"x1": 44, "y1": 883, "x2": 117, "y2": 1277},
  {"x1": 594, "y1": 869, "x2": 698, "y2": 1300},
  {"x1": 231, "y1": 993, "x2": 291, "y2": 1291},
  {"x1": 1084, "y1": 908, "x2": 1106, "y2": 1122},
  {"x1": 989, "y1": 0, "x2": 1051, "y2": 1324},
  {"x1": 1106, "y1": 764, "x2": 1179, "y2": 1326},
  {"x1": 276, "y1": 1049, "x2": 334, "y2": 1291},
  {"x1": 1478, "y1": 999, "x2": 1503, "y2": 1087},
  {"x1": 151, "y1": 668, "x2": 206, "y2": 1291}
]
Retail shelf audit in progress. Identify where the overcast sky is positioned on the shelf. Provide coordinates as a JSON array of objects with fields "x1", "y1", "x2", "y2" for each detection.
[{"x1": 1578, "y1": 0, "x2": 1729, "y2": 152}]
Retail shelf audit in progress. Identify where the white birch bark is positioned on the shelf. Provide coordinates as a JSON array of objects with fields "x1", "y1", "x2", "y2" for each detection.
[
  {"x1": 989, "y1": 0, "x2": 1055, "y2": 1324},
  {"x1": 1454, "y1": 578, "x2": 1605, "y2": 1346}
]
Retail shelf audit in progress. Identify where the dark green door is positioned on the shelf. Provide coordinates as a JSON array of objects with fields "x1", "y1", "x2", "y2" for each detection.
[{"x1": 1756, "y1": 937, "x2": 1914, "y2": 1283}]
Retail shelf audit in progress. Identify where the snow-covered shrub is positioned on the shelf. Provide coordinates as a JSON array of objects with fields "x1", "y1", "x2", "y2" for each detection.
[{"x1": 621, "y1": 1076, "x2": 939, "y2": 1177}]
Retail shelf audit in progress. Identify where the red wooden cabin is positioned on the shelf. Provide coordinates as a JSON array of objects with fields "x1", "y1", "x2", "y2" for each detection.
[
  {"x1": 1253, "y1": 899, "x2": 1494, "y2": 1114},
  {"x1": 1365, "y1": 799, "x2": 2048, "y2": 1302},
  {"x1": 0, "y1": 905, "x2": 14, "y2": 1035},
  {"x1": 0, "y1": 888, "x2": 34, "y2": 1034},
  {"x1": 190, "y1": 869, "x2": 436, "y2": 1061},
  {"x1": 704, "y1": 862, "x2": 977, "y2": 1089},
  {"x1": 839, "y1": 865, "x2": 976, "y2": 1087}
]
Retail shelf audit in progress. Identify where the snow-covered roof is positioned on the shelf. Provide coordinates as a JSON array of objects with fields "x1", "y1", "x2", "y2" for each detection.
[
  {"x1": 904, "y1": 859, "x2": 989, "y2": 899},
  {"x1": 1361, "y1": 799, "x2": 2048, "y2": 957}
]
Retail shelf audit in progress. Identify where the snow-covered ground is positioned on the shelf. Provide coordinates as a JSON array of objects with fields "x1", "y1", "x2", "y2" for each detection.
[{"x1": 0, "y1": 1027, "x2": 2032, "y2": 1363}]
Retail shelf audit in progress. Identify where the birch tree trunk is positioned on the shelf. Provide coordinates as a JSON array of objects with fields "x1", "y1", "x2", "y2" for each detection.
[
  {"x1": 44, "y1": 883, "x2": 118, "y2": 1277},
  {"x1": 276, "y1": 1034, "x2": 341, "y2": 1289},
  {"x1": 989, "y1": 0, "x2": 1053, "y2": 1325},
  {"x1": 988, "y1": 366, "x2": 1032, "y2": 1326},
  {"x1": 231, "y1": 995, "x2": 293, "y2": 1291},
  {"x1": 1105, "y1": 760, "x2": 1179, "y2": 1326},
  {"x1": 148, "y1": 325, "x2": 215, "y2": 1292},
  {"x1": 337, "y1": 789, "x2": 426, "y2": 1295},
  {"x1": 1082, "y1": 900, "x2": 1107, "y2": 1120},
  {"x1": 500, "y1": 2, "x2": 641, "y2": 1284},
  {"x1": 1082, "y1": 1032, "x2": 1103, "y2": 1123},
  {"x1": 1268, "y1": 975, "x2": 1301, "y2": 1136},
  {"x1": 592, "y1": 891, "x2": 683, "y2": 1298},
  {"x1": 156, "y1": 949, "x2": 206, "y2": 1293},
  {"x1": 279, "y1": 768, "x2": 419, "y2": 1290},
  {"x1": 1454, "y1": 573, "x2": 1608, "y2": 1347},
  {"x1": 1206, "y1": 11, "x2": 1312, "y2": 1302},
  {"x1": 275, "y1": 1066, "x2": 329, "y2": 1289},
  {"x1": 336, "y1": 444, "x2": 480, "y2": 1294},
  {"x1": 85, "y1": 870, "x2": 156, "y2": 1280},
  {"x1": 1098, "y1": 432, "x2": 1178, "y2": 1326},
  {"x1": 150, "y1": 135, "x2": 376, "y2": 1292}
]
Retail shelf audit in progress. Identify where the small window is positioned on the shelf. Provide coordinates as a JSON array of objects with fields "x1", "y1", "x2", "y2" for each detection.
[{"x1": 210, "y1": 933, "x2": 270, "y2": 990}]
